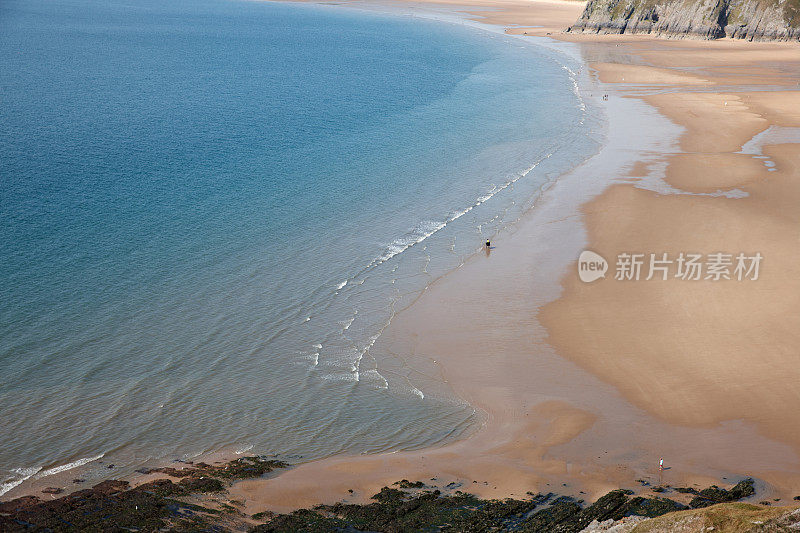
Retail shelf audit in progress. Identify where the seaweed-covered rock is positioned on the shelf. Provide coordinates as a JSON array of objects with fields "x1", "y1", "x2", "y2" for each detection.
[
  {"x1": 252, "y1": 508, "x2": 351, "y2": 532},
  {"x1": 152, "y1": 455, "x2": 288, "y2": 481},
  {"x1": 395, "y1": 479, "x2": 426, "y2": 489},
  {"x1": 578, "y1": 490, "x2": 632, "y2": 523},
  {"x1": 0, "y1": 456, "x2": 291, "y2": 532},
  {"x1": 251, "y1": 488, "x2": 537, "y2": 533},
  {"x1": 0, "y1": 480, "x2": 220, "y2": 532},
  {"x1": 251, "y1": 478, "x2": 755, "y2": 532},
  {"x1": 137, "y1": 476, "x2": 225, "y2": 497},
  {"x1": 689, "y1": 478, "x2": 755, "y2": 508},
  {"x1": 0, "y1": 472, "x2": 759, "y2": 532},
  {"x1": 623, "y1": 496, "x2": 687, "y2": 517},
  {"x1": 518, "y1": 490, "x2": 680, "y2": 532},
  {"x1": 520, "y1": 497, "x2": 583, "y2": 532}
]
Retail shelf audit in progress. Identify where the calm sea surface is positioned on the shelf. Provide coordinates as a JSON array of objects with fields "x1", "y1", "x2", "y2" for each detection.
[{"x1": 0, "y1": 0, "x2": 601, "y2": 494}]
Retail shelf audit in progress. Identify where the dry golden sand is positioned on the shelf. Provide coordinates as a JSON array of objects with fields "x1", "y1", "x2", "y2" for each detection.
[
  {"x1": 389, "y1": 0, "x2": 586, "y2": 35},
  {"x1": 542, "y1": 96, "x2": 800, "y2": 443},
  {"x1": 230, "y1": 0, "x2": 800, "y2": 514},
  {"x1": 543, "y1": 20, "x2": 800, "y2": 504}
]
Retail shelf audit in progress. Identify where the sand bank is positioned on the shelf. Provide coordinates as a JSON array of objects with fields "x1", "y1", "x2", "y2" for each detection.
[{"x1": 228, "y1": 0, "x2": 800, "y2": 515}]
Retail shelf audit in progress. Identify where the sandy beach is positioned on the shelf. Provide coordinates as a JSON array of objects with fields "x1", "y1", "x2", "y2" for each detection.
[
  {"x1": 6, "y1": 0, "x2": 800, "y2": 528},
  {"x1": 218, "y1": 0, "x2": 800, "y2": 515}
]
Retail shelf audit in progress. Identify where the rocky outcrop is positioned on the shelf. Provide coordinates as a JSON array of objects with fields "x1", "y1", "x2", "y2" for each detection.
[
  {"x1": 0, "y1": 474, "x2": 768, "y2": 532},
  {"x1": 567, "y1": 0, "x2": 800, "y2": 40},
  {"x1": 0, "y1": 456, "x2": 289, "y2": 532}
]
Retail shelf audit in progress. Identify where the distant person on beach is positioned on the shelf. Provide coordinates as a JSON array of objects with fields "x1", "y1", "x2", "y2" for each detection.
[{"x1": 486, "y1": 240, "x2": 491, "y2": 248}]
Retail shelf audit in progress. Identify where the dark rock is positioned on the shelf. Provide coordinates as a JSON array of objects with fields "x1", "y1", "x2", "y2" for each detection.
[
  {"x1": 521, "y1": 497, "x2": 582, "y2": 532},
  {"x1": 151, "y1": 455, "x2": 288, "y2": 481},
  {"x1": 0, "y1": 495, "x2": 41, "y2": 514},
  {"x1": 137, "y1": 476, "x2": 224, "y2": 496},
  {"x1": 252, "y1": 509, "x2": 276, "y2": 520},
  {"x1": 689, "y1": 478, "x2": 755, "y2": 508},
  {"x1": 1, "y1": 471, "x2": 761, "y2": 533},
  {"x1": 569, "y1": 489, "x2": 636, "y2": 529},
  {"x1": 371, "y1": 486, "x2": 407, "y2": 504},
  {"x1": 40, "y1": 487, "x2": 62, "y2": 495},
  {"x1": 0, "y1": 477, "x2": 219, "y2": 532},
  {"x1": 624, "y1": 496, "x2": 687, "y2": 517},
  {"x1": 394, "y1": 479, "x2": 425, "y2": 489},
  {"x1": 150, "y1": 466, "x2": 193, "y2": 477},
  {"x1": 0, "y1": 457, "x2": 292, "y2": 532},
  {"x1": 92, "y1": 479, "x2": 129, "y2": 495},
  {"x1": 248, "y1": 480, "x2": 738, "y2": 532}
]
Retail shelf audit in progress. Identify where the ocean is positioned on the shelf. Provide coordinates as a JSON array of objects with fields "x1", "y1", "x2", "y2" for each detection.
[{"x1": 0, "y1": 0, "x2": 601, "y2": 495}]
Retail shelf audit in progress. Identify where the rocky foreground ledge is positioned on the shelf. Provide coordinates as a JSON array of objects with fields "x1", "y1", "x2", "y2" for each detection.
[{"x1": 1, "y1": 460, "x2": 799, "y2": 532}]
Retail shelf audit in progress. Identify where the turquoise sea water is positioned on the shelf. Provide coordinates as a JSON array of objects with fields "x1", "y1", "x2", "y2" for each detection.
[{"x1": 0, "y1": 0, "x2": 600, "y2": 494}]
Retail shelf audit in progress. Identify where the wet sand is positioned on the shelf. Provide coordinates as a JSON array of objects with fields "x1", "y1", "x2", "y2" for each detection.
[
  {"x1": 541, "y1": 64, "x2": 800, "y2": 480},
  {"x1": 225, "y1": 0, "x2": 800, "y2": 515}
]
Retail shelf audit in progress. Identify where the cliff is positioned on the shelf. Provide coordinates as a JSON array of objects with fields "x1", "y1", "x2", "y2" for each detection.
[{"x1": 567, "y1": 0, "x2": 800, "y2": 40}]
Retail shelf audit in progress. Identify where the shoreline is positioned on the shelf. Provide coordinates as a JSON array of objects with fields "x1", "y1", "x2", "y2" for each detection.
[
  {"x1": 226, "y1": 0, "x2": 707, "y2": 514},
  {"x1": 227, "y1": 0, "x2": 800, "y2": 516},
  {"x1": 4, "y1": 456, "x2": 783, "y2": 531},
  {"x1": 4, "y1": 0, "x2": 800, "y2": 519},
  {"x1": 0, "y1": 2, "x2": 600, "y2": 503}
]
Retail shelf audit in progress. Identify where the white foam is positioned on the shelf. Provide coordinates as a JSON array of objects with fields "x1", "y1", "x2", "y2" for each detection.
[
  {"x1": 319, "y1": 371, "x2": 358, "y2": 382},
  {"x1": 340, "y1": 311, "x2": 357, "y2": 332},
  {"x1": 352, "y1": 335, "x2": 377, "y2": 381},
  {"x1": 561, "y1": 65, "x2": 587, "y2": 122},
  {"x1": 360, "y1": 369, "x2": 389, "y2": 389},
  {"x1": 357, "y1": 156, "x2": 550, "y2": 274},
  {"x1": 0, "y1": 467, "x2": 42, "y2": 498},
  {"x1": 34, "y1": 453, "x2": 105, "y2": 480},
  {"x1": 235, "y1": 444, "x2": 254, "y2": 454}
]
